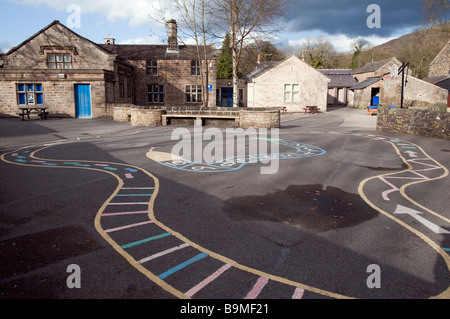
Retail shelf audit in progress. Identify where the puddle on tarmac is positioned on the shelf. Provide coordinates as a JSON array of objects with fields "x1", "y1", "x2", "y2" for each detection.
[{"x1": 223, "y1": 185, "x2": 378, "y2": 233}]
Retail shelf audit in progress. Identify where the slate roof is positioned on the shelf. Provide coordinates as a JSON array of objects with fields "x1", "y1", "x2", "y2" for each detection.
[
  {"x1": 354, "y1": 57, "x2": 400, "y2": 74},
  {"x1": 245, "y1": 61, "x2": 279, "y2": 82},
  {"x1": 319, "y1": 69, "x2": 357, "y2": 88},
  {"x1": 99, "y1": 44, "x2": 218, "y2": 61},
  {"x1": 349, "y1": 77, "x2": 382, "y2": 90}
]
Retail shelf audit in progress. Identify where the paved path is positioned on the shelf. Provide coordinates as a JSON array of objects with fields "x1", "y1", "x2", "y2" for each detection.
[{"x1": 0, "y1": 109, "x2": 449, "y2": 301}]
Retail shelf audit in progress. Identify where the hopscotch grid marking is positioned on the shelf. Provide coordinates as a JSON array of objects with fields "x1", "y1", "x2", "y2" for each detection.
[
  {"x1": 158, "y1": 253, "x2": 209, "y2": 280},
  {"x1": 102, "y1": 210, "x2": 148, "y2": 217},
  {"x1": 104, "y1": 220, "x2": 154, "y2": 233},
  {"x1": 244, "y1": 276, "x2": 269, "y2": 299},
  {"x1": 138, "y1": 243, "x2": 191, "y2": 264},
  {"x1": 122, "y1": 233, "x2": 172, "y2": 249},
  {"x1": 185, "y1": 263, "x2": 232, "y2": 298}
]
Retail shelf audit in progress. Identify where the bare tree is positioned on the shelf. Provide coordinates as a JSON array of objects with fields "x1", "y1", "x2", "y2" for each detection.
[
  {"x1": 150, "y1": 0, "x2": 215, "y2": 106},
  {"x1": 399, "y1": 26, "x2": 448, "y2": 78},
  {"x1": 422, "y1": 0, "x2": 450, "y2": 25},
  {"x1": 300, "y1": 37, "x2": 338, "y2": 69},
  {"x1": 175, "y1": 0, "x2": 215, "y2": 106},
  {"x1": 211, "y1": 0, "x2": 289, "y2": 107}
]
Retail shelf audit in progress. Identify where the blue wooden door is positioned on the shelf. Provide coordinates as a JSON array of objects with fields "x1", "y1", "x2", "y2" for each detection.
[
  {"x1": 74, "y1": 84, "x2": 92, "y2": 118},
  {"x1": 221, "y1": 87, "x2": 233, "y2": 107}
]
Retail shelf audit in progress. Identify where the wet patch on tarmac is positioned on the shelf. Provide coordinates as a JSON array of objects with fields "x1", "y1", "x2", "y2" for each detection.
[
  {"x1": 223, "y1": 184, "x2": 378, "y2": 233},
  {"x1": 0, "y1": 225, "x2": 103, "y2": 278},
  {"x1": 357, "y1": 163, "x2": 409, "y2": 171}
]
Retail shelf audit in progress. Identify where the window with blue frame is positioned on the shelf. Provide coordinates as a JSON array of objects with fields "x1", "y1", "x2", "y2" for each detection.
[{"x1": 17, "y1": 83, "x2": 43, "y2": 105}]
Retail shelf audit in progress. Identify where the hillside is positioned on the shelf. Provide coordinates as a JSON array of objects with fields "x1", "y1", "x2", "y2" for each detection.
[{"x1": 351, "y1": 23, "x2": 450, "y2": 78}]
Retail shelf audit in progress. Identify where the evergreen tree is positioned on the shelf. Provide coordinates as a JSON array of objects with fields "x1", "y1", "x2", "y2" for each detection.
[{"x1": 217, "y1": 33, "x2": 233, "y2": 79}]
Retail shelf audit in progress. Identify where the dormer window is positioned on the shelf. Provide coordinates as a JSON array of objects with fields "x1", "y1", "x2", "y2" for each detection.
[{"x1": 48, "y1": 53, "x2": 72, "y2": 69}]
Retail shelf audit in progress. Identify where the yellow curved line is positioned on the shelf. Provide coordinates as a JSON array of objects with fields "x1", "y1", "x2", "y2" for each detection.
[
  {"x1": 2, "y1": 145, "x2": 354, "y2": 299},
  {"x1": 358, "y1": 140, "x2": 450, "y2": 299},
  {"x1": 398, "y1": 144, "x2": 450, "y2": 224},
  {"x1": 2, "y1": 147, "x2": 189, "y2": 299}
]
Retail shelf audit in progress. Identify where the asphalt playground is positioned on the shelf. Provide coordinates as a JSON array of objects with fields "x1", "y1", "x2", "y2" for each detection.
[{"x1": 1, "y1": 107, "x2": 450, "y2": 304}]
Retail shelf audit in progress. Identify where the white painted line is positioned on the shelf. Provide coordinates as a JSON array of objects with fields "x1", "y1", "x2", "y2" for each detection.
[{"x1": 138, "y1": 243, "x2": 190, "y2": 264}]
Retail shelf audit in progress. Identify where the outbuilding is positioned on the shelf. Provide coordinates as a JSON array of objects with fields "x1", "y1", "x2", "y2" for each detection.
[{"x1": 245, "y1": 55, "x2": 330, "y2": 112}]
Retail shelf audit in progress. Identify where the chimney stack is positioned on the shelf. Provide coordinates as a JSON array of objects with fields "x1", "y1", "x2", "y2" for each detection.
[
  {"x1": 104, "y1": 35, "x2": 115, "y2": 45},
  {"x1": 167, "y1": 19, "x2": 178, "y2": 52}
]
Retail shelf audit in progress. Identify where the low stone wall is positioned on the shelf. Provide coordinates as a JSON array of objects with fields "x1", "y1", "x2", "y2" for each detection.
[
  {"x1": 130, "y1": 106, "x2": 166, "y2": 127},
  {"x1": 113, "y1": 106, "x2": 132, "y2": 122},
  {"x1": 239, "y1": 108, "x2": 280, "y2": 129},
  {"x1": 113, "y1": 105, "x2": 280, "y2": 129},
  {"x1": 376, "y1": 106, "x2": 449, "y2": 140}
]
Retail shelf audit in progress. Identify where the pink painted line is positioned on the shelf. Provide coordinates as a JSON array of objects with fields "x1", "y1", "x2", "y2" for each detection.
[
  {"x1": 185, "y1": 263, "x2": 232, "y2": 298},
  {"x1": 102, "y1": 210, "x2": 148, "y2": 217},
  {"x1": 11, "y1": 153, "x2": 18, "y2": 157},
  {"x1": 292, "y1": 287, "x2": 305, "y2": 299},
  {"x1": 244, "y1": 277, "x2": 269, "y2": 299},
  {"x1": 104, "y1": 220, "x2": 153, "y2": 233},
  {"x1": 31, "y1": 160, "x2": 46, "y2": 163},
  {"x1": 95, "y1": 164, "x2": 109, "y2": 167},
  {"x1": 125, "y1": 173, "x2": 134, "y2": 179}
]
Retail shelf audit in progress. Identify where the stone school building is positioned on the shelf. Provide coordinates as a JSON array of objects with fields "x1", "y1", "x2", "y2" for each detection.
[{"x1": 0, "y1": 20, "x2": 218, "y2": 118}]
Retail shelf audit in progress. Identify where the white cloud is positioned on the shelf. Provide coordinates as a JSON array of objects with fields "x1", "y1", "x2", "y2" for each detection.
[
  {"x1": 287, "y1": 30, "x2": 397, "y2": 54},
  {"x1": 12, "y1": 0, "x2": 178, "y2": 28},
  {"x1": 120, "y1": 35, "x2": 164, "y2": 45}
]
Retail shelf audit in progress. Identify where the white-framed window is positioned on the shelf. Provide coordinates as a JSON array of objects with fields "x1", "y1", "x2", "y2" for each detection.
[
  {"x1": 284, "y1": 84, "x2": 299, "y2": 103},
  {"x1": 186, "y1": 85, "x2": 202, "y2": 103},
  {"x1": 148, "y1": 85, "x2": 164, "y2": 103},
  {"x1": 48, "y1": 53, "x2": 72, "y2": 69},
  {"x1": 17, "y1": 83, "x2": 44, "y2": 105}
]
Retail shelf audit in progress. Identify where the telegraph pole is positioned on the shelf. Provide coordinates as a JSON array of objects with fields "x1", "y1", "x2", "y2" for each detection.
[{"x1": 398, "y1": 62, "x2": 409, "y2": 109}]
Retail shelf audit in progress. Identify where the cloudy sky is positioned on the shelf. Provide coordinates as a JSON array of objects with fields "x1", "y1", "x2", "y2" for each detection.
[{"x1": 0, "y1": 0, "x2": 438, "y2": 53}]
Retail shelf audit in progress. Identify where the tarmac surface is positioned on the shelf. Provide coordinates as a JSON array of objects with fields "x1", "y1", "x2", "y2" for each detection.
[{"x1": 1, "y1": 107, "x2": 449, "y2": 305}]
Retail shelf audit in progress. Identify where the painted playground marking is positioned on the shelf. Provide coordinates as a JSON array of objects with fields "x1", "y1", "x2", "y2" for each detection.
[
  {"x1": 1, "y1": 131, "x2": 450, "y2": 299},
  {"x1": 146, "y1": 139, "x2": 326, "y2": 173}
]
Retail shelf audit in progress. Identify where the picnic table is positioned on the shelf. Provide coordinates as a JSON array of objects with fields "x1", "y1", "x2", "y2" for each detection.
[
  {"x1": 304, "y1": 106, "x2": 320, "y2": 114},
  {"x1": 18, "y1": 107, "x2": 49, "y2": 121}
]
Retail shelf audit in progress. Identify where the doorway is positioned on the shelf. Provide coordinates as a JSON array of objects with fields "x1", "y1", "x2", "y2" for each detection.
[
  {"x1": 74, "y1": 84, "x2": 92, "y2": 118},
  {"x1": 371, "y1": 87, "x2": 380, "y2": 106},
  {"x1": 221, "y1": 87, "x2": 233, "y2": 107}
]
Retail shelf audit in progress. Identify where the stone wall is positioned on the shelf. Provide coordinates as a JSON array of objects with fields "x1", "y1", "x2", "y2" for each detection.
[
  {"x1": 112, "y1": 105, "x2": 280, "y2": 129},
  {"x1": 239, "y1": 108, "x2": 280, "y2": 129},
  {"x1": 376, "y1": 106, "x2": 449, "y2": 140},
  {"x1": 128, "y1": 59, "x2": 217, "y2": 107},
  {"x1": 0, "y1": 21, "x2": 119, "y2": 118},
  {"x1": 112, "y1": 105, "x2": 133, "y2": 122},
  {"x1": 428, "y1": 41, "x2": 450, "y2": 77},
  {"x1": 0, "y1": 73, "x2": 108, "y2": 118},
  {"x1": 130, "y1": 107, "x2": 166, "y2": 126}
]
